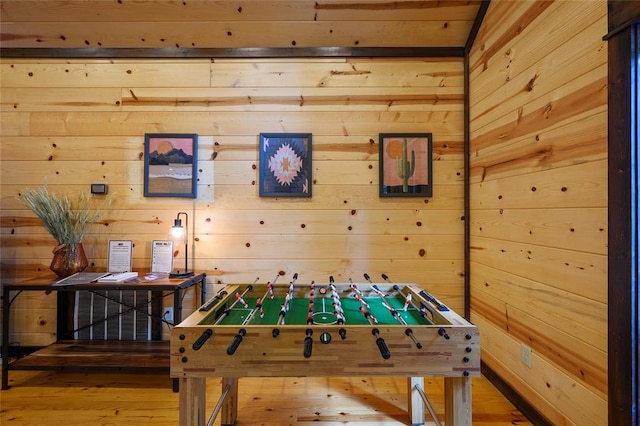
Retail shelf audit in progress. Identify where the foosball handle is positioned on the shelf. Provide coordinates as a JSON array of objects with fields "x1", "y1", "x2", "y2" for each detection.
[
  {"x1": 376, "y1": 338, "x2": 391, "y2": 359},
  {"x1": 438, "y1": 328, "x2": 451, "y2": 340},
  {"x1": 303, "y1": 329, "x2": 313, "y2": 358},
  {"x1": 226, "y1": 328, "x2": 246, "y2": 355},
  {"x1": 372, "y1": 328, "x2": 391, "y2": 359},
  {"x1": 303, "y1": 336, "x2": 313, "y2": 358},
  {"x1": 192, "y1": 328, "x2": 213, "y2": 350},
  {"x1": 404, "y1": 328, "x2": 423, "y2": 349}
]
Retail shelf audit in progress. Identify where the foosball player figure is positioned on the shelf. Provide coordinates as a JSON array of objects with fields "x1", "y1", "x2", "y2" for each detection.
[
  {"x1": 332, "y1": 302, "x2": 344, "y2": 316},
  {"x1": 235, "y1": 292, "x2": 249, "y2": 308},
  {"x1": 404, "y1": 293, "x2": 412, "y2": 311},
  {"x1": 359, "y1": 306, "x2": 378, "y2": 324},
  {"x1": 285, "y1": 292, "x2": 293, "y2": 311},
  {"x1": 256, "y1": 298, "x2": 264, "y2": 318},
  {"x1": 419, "y1": 306, "x2": 429, "y2": 319},
  {"x1": 355, "y1": 293, "x2": 370, "y2": 308},
  {"x1": 267, "y1": 283, "x2": 274, "y2": 299}
]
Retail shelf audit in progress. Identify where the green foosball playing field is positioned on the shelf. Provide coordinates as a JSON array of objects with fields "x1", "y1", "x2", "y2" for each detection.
[{"x1": 200, "y1": 283, "x2": 434, "y2": 327}]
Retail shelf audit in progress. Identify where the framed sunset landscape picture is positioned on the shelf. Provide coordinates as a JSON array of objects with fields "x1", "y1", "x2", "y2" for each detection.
[
  {"x1": 144, "y1": 133, "x2": 198, "y2": 198},
  {"x1": 259, "y1": 133, "x2": 312, "y2": 198}
]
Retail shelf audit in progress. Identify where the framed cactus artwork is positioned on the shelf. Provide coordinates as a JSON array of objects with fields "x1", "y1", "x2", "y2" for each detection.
[
  {"x1": 379, "y1": 133, "x2": 433, "y2": 197},
  {"x1": 259, "y1": 133, "x2": 312, "y2": 197}
]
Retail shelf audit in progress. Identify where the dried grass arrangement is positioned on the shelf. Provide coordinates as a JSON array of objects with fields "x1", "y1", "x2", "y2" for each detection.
[
  {"x1": 17, "y1": 184, "x2": 112, "y2": 245},
  {"x1": 18, "y1": 184, "x2": 112, "y2": 244},
  {"x1": 18, "y1": 184, "x2": 114, "y2": 277}
]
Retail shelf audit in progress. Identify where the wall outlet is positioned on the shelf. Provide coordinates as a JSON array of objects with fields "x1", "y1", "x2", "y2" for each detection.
[
  {"x1": 165, "y1": 307, "x2": 174, "y2": 322},
  {"x1": 521, "y1": 344, "x2": 532, "y2": 368}
]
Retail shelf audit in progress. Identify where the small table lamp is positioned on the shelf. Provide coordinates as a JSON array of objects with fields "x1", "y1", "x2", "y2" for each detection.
[{"x1": 169, "y1": 212, "x2": 194, "y2": 278}]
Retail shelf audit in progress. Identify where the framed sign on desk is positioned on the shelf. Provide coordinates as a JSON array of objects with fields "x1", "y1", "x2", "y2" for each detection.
[
  {"x1": 107, "y1": 240, "x2": 133, "y2": 272},
  {"x1": 151, "y1": 240, "x2": 174, "y2": 274}
]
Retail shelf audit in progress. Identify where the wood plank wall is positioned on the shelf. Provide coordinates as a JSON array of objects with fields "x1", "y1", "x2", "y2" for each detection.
[
  {"x1": 469, "y1": 1, "x2": 608, "y2": 425},
  {"x1": 0, "y1": 57, "x2": 465, "y2": 347}
]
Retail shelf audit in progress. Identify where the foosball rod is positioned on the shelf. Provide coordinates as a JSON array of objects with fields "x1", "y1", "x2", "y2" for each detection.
[
  {"x1": 382, "y1": 273, "x2": 442, "y2": 321},
  {"x1": 377, "y1": 274, "x2": 426, "y2": 348},
  {"x1": 381, "y1": 301, "x2": 408, "y2": 325},
  {"x1": 243, "y1": 274, "x2": 281, "y2": 325},
  {"x1": 214, "y1": 278, "x2": 258, "y2": 325},
  {"x1": 364, "y1": 273, "x2": 407, "y2": 326},
  {"x1": 306, "y1": 281, "x2": 316, "y2": 324},
  {"x1": 329, "y1": 276, "x2": 346, "y2": 324},
  {"x1": 379, "y1": 273, "x2": 412, "y2": 309},
  {"x1": 381, "y1": 273, "x2": 425, "y2": 314},
  {"x1": 284, "y1": 273, "x2": 299, "y2": 311},
  {"x1": 373, "y1": 291, "x2": 424, "y2": 348},
  {"x1": 278, "y1": 273, "x2": 298, "y2": 325},
  {"x1": 348, "y1": 279, "x2": 370, "y2": 308}
]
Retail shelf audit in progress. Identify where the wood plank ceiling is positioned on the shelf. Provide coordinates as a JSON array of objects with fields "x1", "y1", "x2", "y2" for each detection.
[{"x1": 0, "y1": 0, "x2": 483, "y2": 55}]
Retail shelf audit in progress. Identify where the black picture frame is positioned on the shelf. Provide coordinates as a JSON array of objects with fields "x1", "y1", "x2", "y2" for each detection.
[
  {"x1": 259, "y1": 133, "x2": 312, "y2": 197},
  {"x1": 379, "y1": 133, "x2": 433, "y2": 197},
  {"x1": 144, "y1": 133, "x2": 198, "y2": 198}
]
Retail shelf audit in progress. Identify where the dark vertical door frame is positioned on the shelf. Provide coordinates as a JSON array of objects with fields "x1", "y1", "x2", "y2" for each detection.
[
  {"x1": 463, "y1": 0, "x2": 491, "y2": 319},
  {"x1": 606, "y1": 2, "x2": 640, "y2": 425}
]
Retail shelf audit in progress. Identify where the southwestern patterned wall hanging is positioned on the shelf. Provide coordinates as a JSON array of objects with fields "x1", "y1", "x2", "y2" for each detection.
[
  {"x1": 259, "y1": 133, "x2": 312, "y2": 197},
  {"x1": 379, "y1": 133, "x2": 433, "y2": 197}
]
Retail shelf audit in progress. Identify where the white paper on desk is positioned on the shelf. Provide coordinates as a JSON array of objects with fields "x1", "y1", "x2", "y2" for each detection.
[
  {"x1": 151, "y1": 240, "x2": 174, "y2": 274},
  {"x1": 97, "y1": 271, "x2": 138, "y2": 282},
  {"x1": 108, "y1": 240, "x2": 133, "y2": 272},
  {"x1": 52, "y1": 272, "x2": 111, "y2": 286}
]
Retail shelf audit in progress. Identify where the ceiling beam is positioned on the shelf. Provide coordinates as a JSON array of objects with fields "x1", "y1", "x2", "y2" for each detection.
[{"x1": 0, "y1": 46, "x2": 465, "y2": 59}]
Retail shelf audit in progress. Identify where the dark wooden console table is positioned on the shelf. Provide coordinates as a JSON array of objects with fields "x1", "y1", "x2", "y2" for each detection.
[{"x1": 1, "y1": 272, "x2": 206, "y2": 391}]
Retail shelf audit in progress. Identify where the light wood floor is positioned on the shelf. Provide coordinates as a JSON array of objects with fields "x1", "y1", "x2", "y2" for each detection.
[{"x1": 0, "y1": 370, "x2": 532, "y2": 425}]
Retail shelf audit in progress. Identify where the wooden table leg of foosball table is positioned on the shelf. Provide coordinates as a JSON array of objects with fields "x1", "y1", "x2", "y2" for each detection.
[
  {"x1": 407, "y1": 377, "x2": 426, "y2": 424},
  {"x1": 220, "y1": 378, "x2": 239, "y2": 426},
  {"x1": 179, "y1": 377, "x2": 206, "y2": 426},
  {"x1": 444, "y1": 376, "x2": 472, "y2": 426}
]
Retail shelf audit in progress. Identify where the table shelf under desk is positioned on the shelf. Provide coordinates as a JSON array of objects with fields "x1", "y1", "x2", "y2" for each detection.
[{"x1": 2, "y1": 272, "x2": 206, "y2": 391}]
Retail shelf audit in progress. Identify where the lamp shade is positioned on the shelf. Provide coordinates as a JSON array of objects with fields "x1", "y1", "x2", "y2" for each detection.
[
  {"x1": 169, "y1": 212, "x2": 193, "y2": 278},
  {"x1": 169, "y1": 218, "x2": 186, "y2": 245}
]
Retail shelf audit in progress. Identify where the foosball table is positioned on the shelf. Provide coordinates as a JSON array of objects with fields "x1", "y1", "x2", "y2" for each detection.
[{"x1": 171, "y1": 274, "x2": 480, "y2": 425}]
